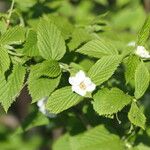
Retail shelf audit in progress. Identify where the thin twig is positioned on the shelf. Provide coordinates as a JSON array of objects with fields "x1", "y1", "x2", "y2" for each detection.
[
  {"x1": 6, "y1": 0, "x2": 15, "y2": 28},
  {"x1": 14, "y1": 10, "x2": 25, "y2": 26},
  {"x1": 115, "y1": 113, "x2": 121, "y2": 124}
]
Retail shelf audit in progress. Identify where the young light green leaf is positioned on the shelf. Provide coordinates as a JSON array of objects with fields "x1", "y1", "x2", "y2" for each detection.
[
  {"x1": 76, "y1": 39, "x2": 118, "y2": 58},
  {"x1": 28, "y1": 60, "x2": 61, "y2": 103},
  {"x1": 111, "y1": 7, "x2": 145, "y2": 32},
  {"x1": 0, "y1": 46, "x2": 10, "y2": 73},
  {"x1": 93, "y1": 88, "x2": 132, "y2": 115},
  {"x1": 116, "y1": 0, "x2": 130, "y2": 7},
  {"x1": 124, "y1": 55, "x2": 140, "y2": 84},
  {"x1": 0, "y1": 26, "x2": 25, "y2": 45},
  {"x1": 37, "y1": 19, "x2": 66, "y2": 60},
  {"x1": 53, "y1": 134, "x2": 71, "y2": 150},
  {"x1": 0, "y1": 65, "x2": 26, "y2": 112},
  {"x1": 138, "y1": 16, "x2": 150, "y2": 45},
  {"x1": 94, "y1": 0, "x2": 108, "y2": 6},
  {"x1": 15, "y1": 0, "x2": 37, "y2": 11},
  {"x1": 28, "y1": 76, "x2": 61, "y2": 103},
  {"x1": 134, "y1": 62, "x2": 150, "y2": 99},
  {"x1": 0, "y1": 19, "x2": 7, "y2": 34},
  {"x1": 88, "y1": 55, "x2": 121, "y2": 85},
  {"x1": 29, "y1": 60, "x2": 61, "y2": 79},
  {"x1": 46, "y1": 86, "x2": 83, "y2": 114},
  {"x1": 128, "y1": 102, "x2": 146, "y2": 129},
  {"x1": 22, "y1": 30, "x2": 39, "y2": 57},
  {"x1": 54, "y1": 126, "x2": 124, "y2": 150},
  {"x1": 44, "y1": 14, "x2": 74, "y2": 40},
  {"x1": 68, "y1": 28, "x2": 92, "y2": 51},
  {"x1": 70, "y1": 125, "x2": 124, "y2": 150}
]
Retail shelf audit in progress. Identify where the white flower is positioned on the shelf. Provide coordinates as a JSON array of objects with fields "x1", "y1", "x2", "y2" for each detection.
[
  {"x1": 37, "y1": 97, "x2": 56, "y2": 118},
  {"x1": 135, "y1": 46, "x2": 150, "y2": 59},
  {"x1": 69, "y1": 70, "x2": 96, "y2": 96}
]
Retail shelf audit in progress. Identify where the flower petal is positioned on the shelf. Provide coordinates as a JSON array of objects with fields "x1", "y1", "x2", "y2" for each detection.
[
  {"x1": 86, "y1": 83, "x2": 96, "y2": 92},
  {"x1": 84, "y1": 77, "x2": 92, "y2": 86},
  {"x1": 135, "y1": 46, "x2": 150, "y2": 58},
  {"x1": 75, "y1": 70, "x2": 86, "y2": 83},
  {"x1": 72, "y1": 85, "x2": 86, "y2": 96},
  {"x1": 37, "y1": 98, "x2": 46, "y2": 107},
  {"x1": 39, "y1": 106, "x2": 46, "y2": 114},
  {"x1": 69, "y1": 77, "x2": 78, "y2": 85}
]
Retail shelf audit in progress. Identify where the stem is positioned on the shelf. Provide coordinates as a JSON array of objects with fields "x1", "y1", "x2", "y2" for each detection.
[
  {"x1": 6, "y1": 0, "x2": 15, "y2": 28},
  {"x1": 122, "y1": 125, "x2": 140, "y2": 145},
  {"x1": 14, "y1": 10, "x2": 25, "y2": 27},
  {"x1": 116, "y1": 113, "x2": 121, "y2": 124},
  {"x1": 128, "y1": 123, "x2": 134, "y2": 134}
]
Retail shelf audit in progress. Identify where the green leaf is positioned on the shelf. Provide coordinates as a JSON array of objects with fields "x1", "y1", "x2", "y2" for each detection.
[
  {"x1": 138, "y1": 16, "x2": 150, "y2": 45},
  {"x1": 121, "y1": 46, "x2": 135, "y2": 58},
  {"x1": 134, "y1": 62, "x2": 150, "y2": 99},
  {"x1": 19, "y1": 111, "x2": 49, "y2": 132},
  {"x1": 37, "y1": 19, "x2": 66, "y2": 60},
  {"x1": 44, "y1": 14, "x2": 74, "y2": 40},
  {"x1": 124, "y1": 55, "x2": 140, "y2": 84},
  {"x1": 88, "y1": 55, "x2": 121, "y2": 85},
  {"x1": 68, "y1": 28, "x2": 92, "y2": 51},
  {"x1": 28, "y1": 76, "x2": 61, "y2": 103},
  {"x1": 15, "y1": 0, "x2": 37, "y2": 11},
  {"x1": 70, "y1": 125, "x2": 124, "y2": 150},
  {"x1": 0, "y1": 19, "x2": 7, "y2": 34},
  {"x1": 94, "y1": 0, "x2": 108, "y2": 6},
  {"x1": 53, "y1": 134, "x2": 71, "y2": 150},
  {"x1": 0, "y1": 65, "x2": 26, "y2": 112},
  {"x1": 111, "y1": 7, "x2": 146, "y2": 31},
  {"x1": 0, "y1": 26, "x2": 25, "y2": 45},
  {"x1": 128, "y1": 102, "x2": 146, "y2": 129},
  {"x1": 28, "y1": 61, "x2": 61, "y2": 103},
  {"x1": 29, "y1": 60, "x2": 61, "y2": 79},
  {"x1": 116, "y1": 0, "x2": 130, "y2": 7},
  {"x1": 0, "y1": 46, "x2": 10, "y2": 73},
  {"x1": 132, "y1": 144, "x2": 150, "y2": 150},
  {"x1": 76, "y1": 39, "x2": 118, "y2": 58},
  {"x1": 46, "y1": 86, "x2": 83, "y2": 114},
  {"x1": 93, "y1": 88, "x2": 132, "y2": 115},
  {"x1": 22, "y1": 30, "x2": 39, "y2": 57},
  {"x1": 53, "y1": 126, "x2": 124, "y2": 150}
]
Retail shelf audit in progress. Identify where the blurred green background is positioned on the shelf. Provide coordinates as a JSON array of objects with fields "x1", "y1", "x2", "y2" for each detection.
[{"x1": 0, "y1": 0, "x2": 150, "y2": 150}]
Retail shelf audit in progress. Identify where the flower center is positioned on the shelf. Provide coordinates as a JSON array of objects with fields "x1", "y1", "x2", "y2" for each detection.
[{"x1": 79, "y1": 82, "x2": 86, "y2": 90}]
